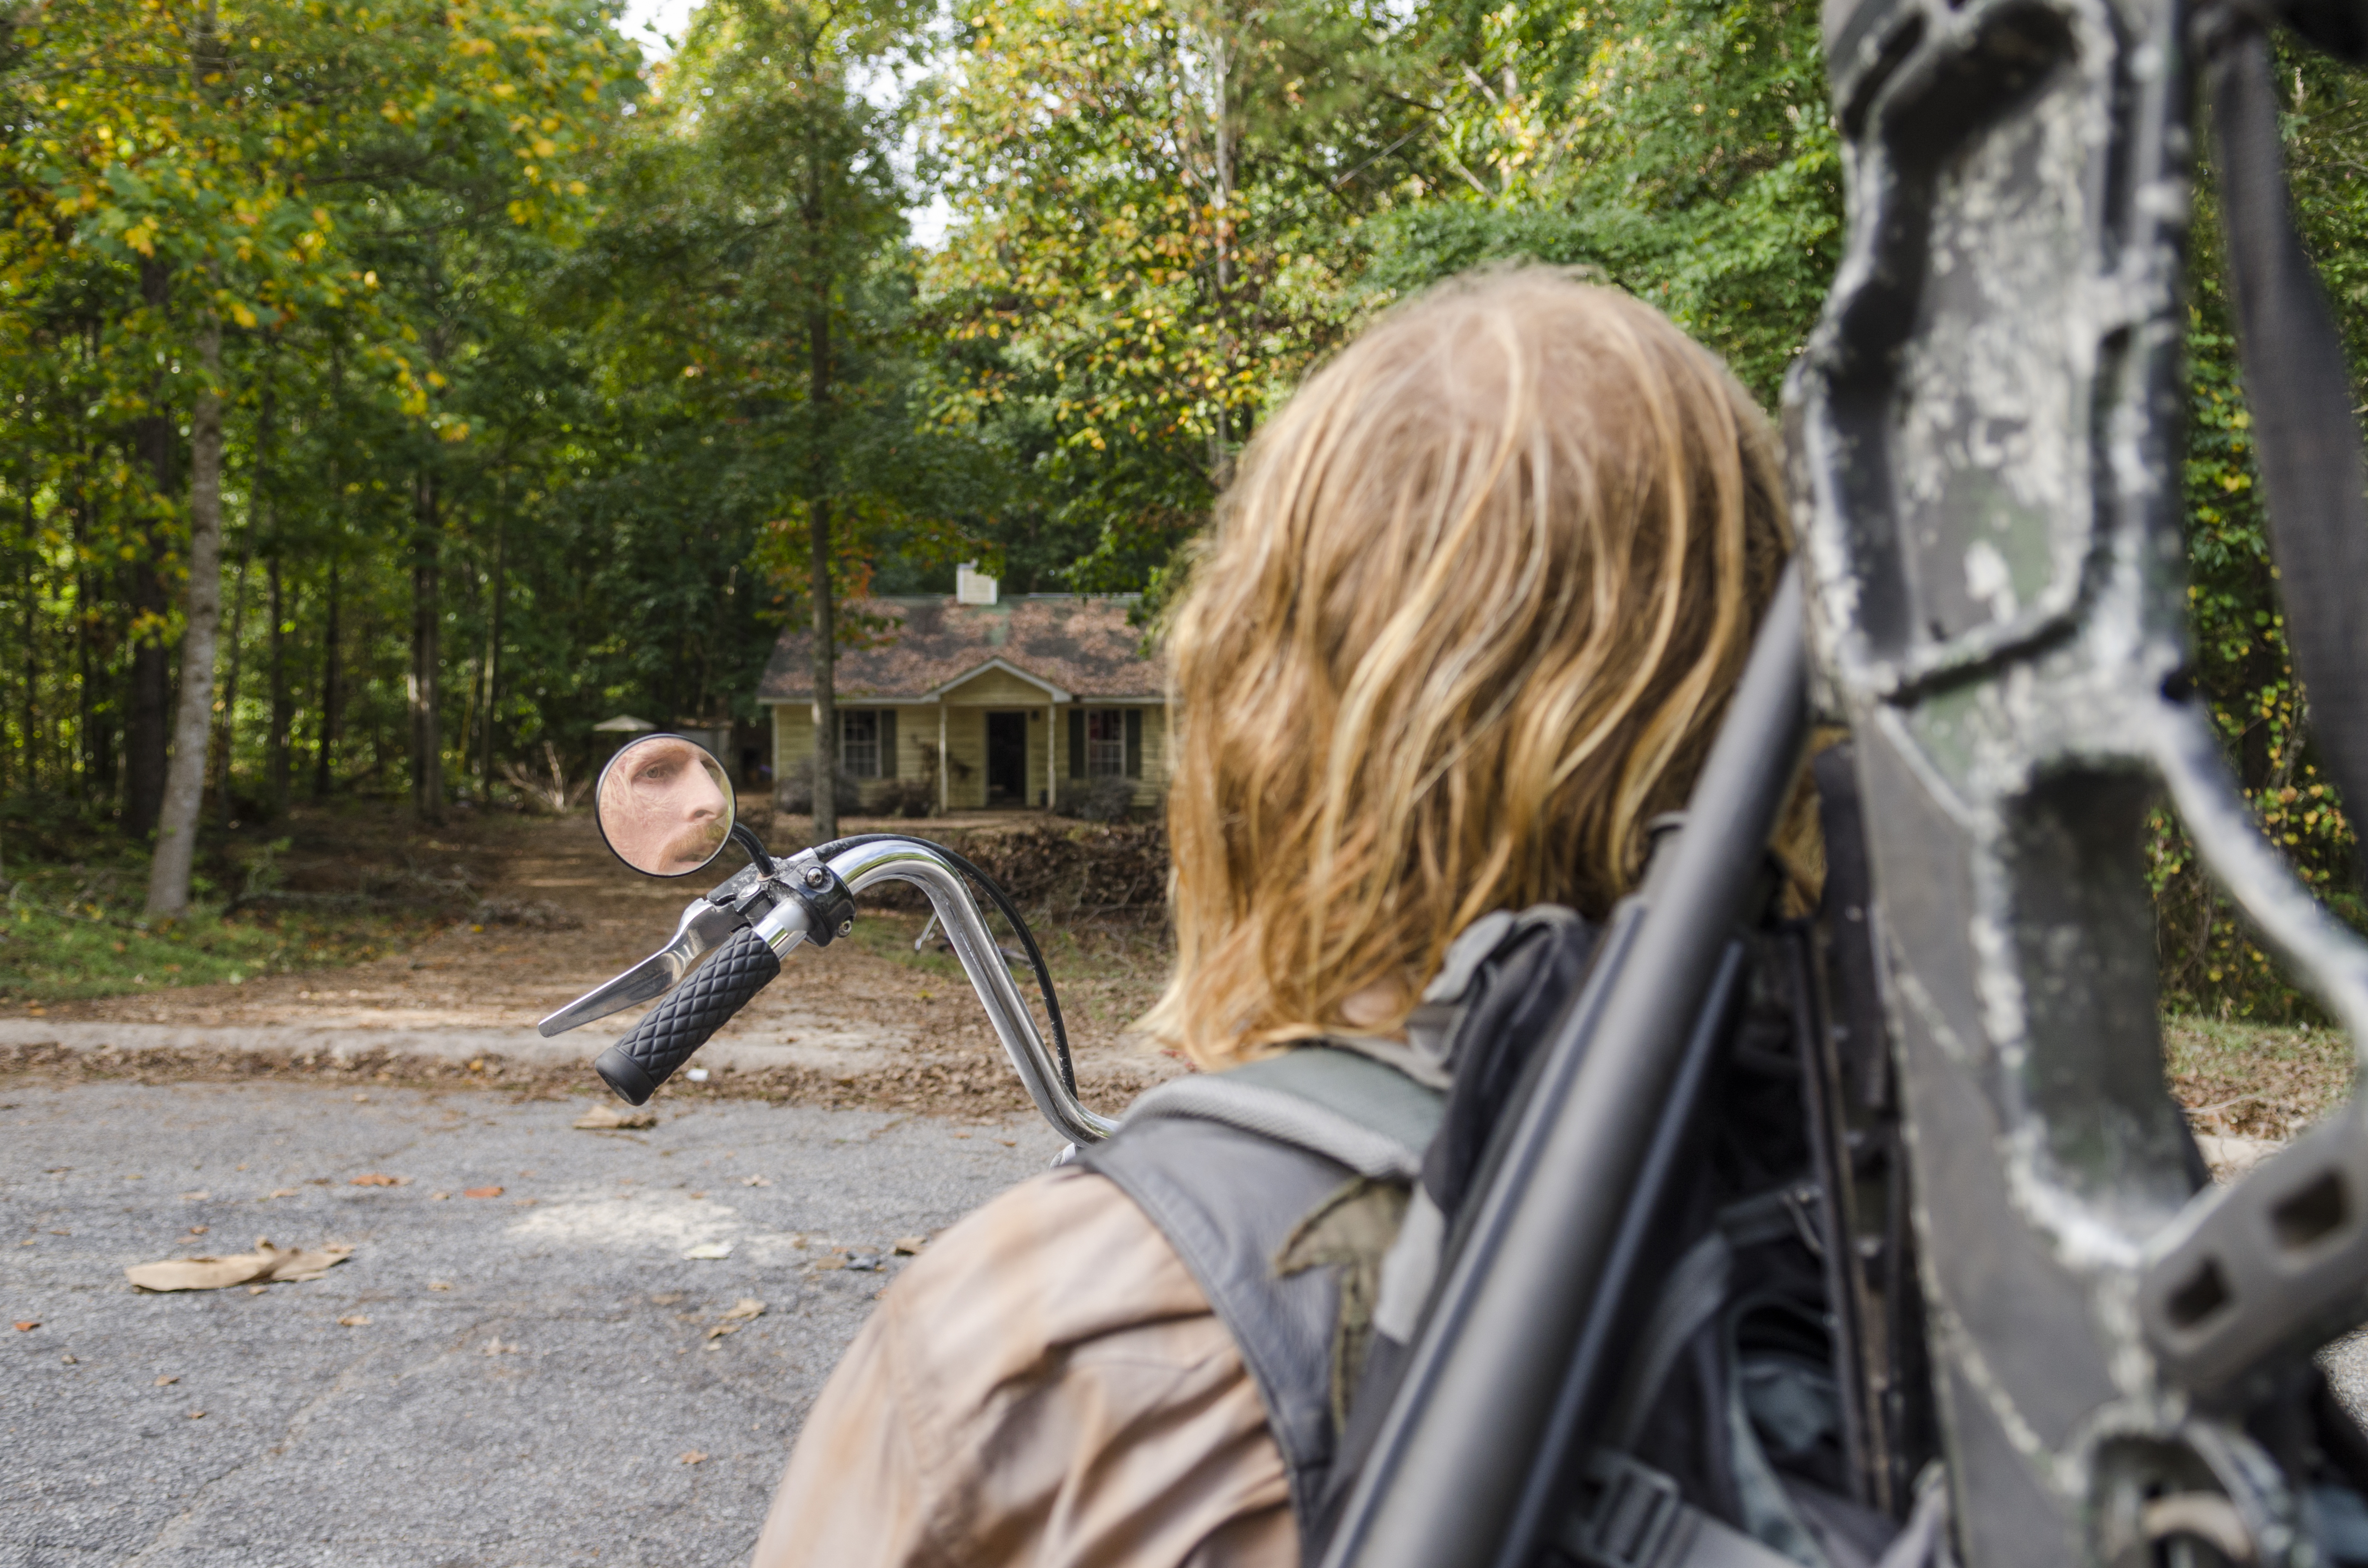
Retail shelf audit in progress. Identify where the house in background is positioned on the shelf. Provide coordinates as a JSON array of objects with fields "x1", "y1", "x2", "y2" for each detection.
[{"x1": 758, "y1": 576, "x2": 1169, "y2": 813}]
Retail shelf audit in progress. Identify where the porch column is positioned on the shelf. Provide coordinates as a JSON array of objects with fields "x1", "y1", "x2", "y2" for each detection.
[
  {"x1": 1046, "y1": 700, "x2": 1056, "y2": 810},
  {"x1": 937, "y1": 703, "x2": 949, "y2": 815}
]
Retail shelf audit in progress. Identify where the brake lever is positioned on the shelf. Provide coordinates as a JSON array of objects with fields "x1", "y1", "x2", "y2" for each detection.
[{"x1": 537, "y1": 896, "x2": 745, "y2": 1038}]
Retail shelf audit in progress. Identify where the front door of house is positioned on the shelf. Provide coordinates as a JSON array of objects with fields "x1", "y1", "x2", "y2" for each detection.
[{"x1": 985, "y1": 712, "x2": 1028, "y2": 806}]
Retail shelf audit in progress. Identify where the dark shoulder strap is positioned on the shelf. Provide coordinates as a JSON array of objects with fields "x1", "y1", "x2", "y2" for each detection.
[{"x1": 1078, "y1": 1047, "x2": 1446, "y2": 1547}]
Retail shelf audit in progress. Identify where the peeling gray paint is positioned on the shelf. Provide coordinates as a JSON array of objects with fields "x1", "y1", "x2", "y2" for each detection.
[{"x1": 1790, "y1": 0, "x2": 2368, "y2": 1557}]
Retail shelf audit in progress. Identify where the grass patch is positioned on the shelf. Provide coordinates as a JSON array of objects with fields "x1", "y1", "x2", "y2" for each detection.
[
  {"x1": 2166, "y1": 1014, "x2": 2356, "y2": 1139},
  {"x1": 0, "y1": 800, "x2": 503, "y2": 1005},
  {"x1": 0, "y1": 864, "x2": 436, "y2": 1003}
]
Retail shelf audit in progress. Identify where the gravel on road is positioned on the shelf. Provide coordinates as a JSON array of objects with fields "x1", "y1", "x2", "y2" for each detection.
[{"x1": 1, "y1": 1080, "x2": 1062, "y2": 1568}]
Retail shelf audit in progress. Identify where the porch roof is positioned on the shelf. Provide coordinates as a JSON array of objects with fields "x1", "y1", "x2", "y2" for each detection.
[{"x1": 759, "y1": 594, "x2": 1166, "y2": 704}]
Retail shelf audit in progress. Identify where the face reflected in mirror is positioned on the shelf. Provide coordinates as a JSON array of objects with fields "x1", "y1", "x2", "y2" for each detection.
[{"x1": 597, "y1": 735, "x2": 735, "y2": 877}]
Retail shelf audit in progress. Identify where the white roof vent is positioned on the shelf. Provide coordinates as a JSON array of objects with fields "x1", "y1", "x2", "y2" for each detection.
[{"x1": 955, "y1": 562, "x2": 999, "y2": 606}]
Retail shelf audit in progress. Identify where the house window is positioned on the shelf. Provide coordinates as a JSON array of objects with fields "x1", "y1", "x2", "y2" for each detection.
[
  {"x1": 1068, "y1": 707, "x2": 1144, "y2": 781},
  {"x1": 1085, "y1": 710, "x2": 1126, "y2": 779},
  {"x1": 842, "y1": 710, "x2": 880, "y2": 778}
]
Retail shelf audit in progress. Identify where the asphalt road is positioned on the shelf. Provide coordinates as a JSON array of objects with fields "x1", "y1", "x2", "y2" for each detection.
[
  {"x1": 0, "y1": 1081, "x2": 1064, "y2": 1568},
  {"x1": 15, "y1": 1079, "x2": 2368, "y2": 1568}
]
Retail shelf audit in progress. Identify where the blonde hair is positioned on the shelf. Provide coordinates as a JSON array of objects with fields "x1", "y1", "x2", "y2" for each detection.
[{"x1": 1143, "y1": 269, "x2": 1791, "y2": 1069}]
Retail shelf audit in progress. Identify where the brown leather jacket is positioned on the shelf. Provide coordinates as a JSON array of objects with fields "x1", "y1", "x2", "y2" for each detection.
[{"x1": 751, "y1": 1163, "x2": 1296, "y2": 1567}]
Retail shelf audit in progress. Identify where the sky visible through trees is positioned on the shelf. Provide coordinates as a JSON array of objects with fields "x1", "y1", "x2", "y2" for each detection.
[{"x1": 0, "y1": 0, "x2": 2361, "y2": 1007}]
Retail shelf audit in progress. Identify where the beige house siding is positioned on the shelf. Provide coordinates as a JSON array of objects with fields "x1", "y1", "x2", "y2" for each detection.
[
  {"x1": 769, "y1": 692, "x2": 1168, "y2": 814},
  {"x1": 938, "y1": 668, "x2": 1051, "y2": 708}
]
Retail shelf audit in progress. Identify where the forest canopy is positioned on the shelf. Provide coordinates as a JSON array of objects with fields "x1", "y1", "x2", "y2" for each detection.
[{"x1": 0, "y1": 0, "x2": 2360, "y2": 1010}]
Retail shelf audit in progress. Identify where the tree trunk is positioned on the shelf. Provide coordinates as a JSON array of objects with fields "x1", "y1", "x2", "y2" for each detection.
[
  {"x1": 313, "y1": 563, "x2": 339, "y2": 800},
  {"x1": 125, "y1": 259, "x2": 175, "y2": 835},
  {"x1": 1208, "y1": 25, "x2": 1235, "y2": 486},
  {"x1": 268, "y1": 554, "x2": 291, "y2": 813},
  {"x1": 810, "y1": 494, "x2": 837, "y2": 838},
  {"x1": 146, "y1": 319, "x2": 225, "y2": 918},
  {"x1": 215, "y1": 553, "x2": 247, "y2": 827},
  {"x1": 805, "y1": 112, "x2": 839, "y2": 840},
  {"x1": 20, "y1": 491, "x2": 35, "y2": 793},
  {"x1": 74, "y1": 480, "x2": 96, "y2": 791},
  {"x1": 481, "y1": 502, "x2": 504, "y2": 798},
  {"x1": 409, "y1": 473, "x2": 443, "y2": 823}
]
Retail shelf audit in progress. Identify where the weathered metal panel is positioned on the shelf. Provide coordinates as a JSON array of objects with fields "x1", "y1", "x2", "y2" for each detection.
[{"x1": 1790, "y1": 0, "x2": 2368, "y2": 1556}]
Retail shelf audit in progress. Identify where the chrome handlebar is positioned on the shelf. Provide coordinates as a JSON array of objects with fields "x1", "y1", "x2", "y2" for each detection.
[
  {"x1": 824, "y1": 838, "x2": 1119, "y2": 1148},
  {"x1": 541, "y1": 834, "x2": 1118, "y2": 1148}
]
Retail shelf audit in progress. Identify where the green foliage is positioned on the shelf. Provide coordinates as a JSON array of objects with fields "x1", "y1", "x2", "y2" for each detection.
[
  {"x1": 0, "y1": 873, "x2": 418, "y2": 1000},
  {"x1": 2146, "y1": 45, "x2": 2368, "y2": 1023},
  {"x1": 0, "y1": 0, "x2": 2360, "y2": 1025},
  {"x1": 1359, "y1": 0, "x2": 1839, "y2": 405},
  {"x1": 923, "y1": 0, "x2": 1426, "y2": 589}
]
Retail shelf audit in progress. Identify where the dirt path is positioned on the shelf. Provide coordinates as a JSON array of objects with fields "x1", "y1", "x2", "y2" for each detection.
[{"x1": 7, "y1": 812, "x2": 1179, "y2": 1119}]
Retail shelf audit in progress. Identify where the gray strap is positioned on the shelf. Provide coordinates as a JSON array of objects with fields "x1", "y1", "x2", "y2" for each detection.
[
  {"x1": 1561, "y1": 1452, "x2": 1808, "y2": 1568},
  {"x1": 1873, "y1": 1467, "x2": 1952, "y2": 1568},
  {"x1": 1372, "y1": 1186, "x2": 1447, "y2": 1342},
  {"x1": 1605, "y1": 1230, "x2": 1735, "y2": 1452},
  {"x1": 1118, "y1": 1046, "x2": 1445, "y2": 1181},
  {"x1": 1120, "y1": 1077, "x2": 1424, "y2": 1180}
]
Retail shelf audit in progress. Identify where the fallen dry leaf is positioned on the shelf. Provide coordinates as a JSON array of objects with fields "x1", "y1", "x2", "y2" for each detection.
[
  {"x1": 247, "y1": 1285, "x2": 267, "y2": 1295},
  {"x1": 186, "y1": 1410, "x2": 205, "y2": 1420},
  {"x1": 740, "y1": 1175, "x2": 771, "y2": 1188},
  {"x1": 126, "y1": 1238, "x2": 356, "y2": 1293},
  {"x1": 179, "y1": 1190, "x2": 210, "y2": 1201},
  {"x1": 349, "y1": 1174, "x2": 407, "y2": 1188},
  {"x1": 678, "y1": 1450, "x2": 707, "y2": 1465},
  {"x1": 573, "y1": 1104, "x2": 657, "y2": 1130},
  {"x1": 267, "y1": 1188, "x2": 301, "y2": 1199},
  {"x1": 705, "y1": 1298, "x2": 766, "y2": 1339},
  {"x1": 892, "y1": 1236, "x2": 927, "y2": 1256},
  {"x1": 427, "y1": 1281, "x2": 453, "y2": 1292},
  {"x1": 187, "y1": 1225, "x2": 208, "y2": 1236},
  {"x1": 337, "y1": 1314, "x2": 370, "y2": 1328},
  {"x1": 352, "y1": 1094, "x2": 368, "y2": 1103},
  {"x1": 464, "y1": 1186, "x2": 504, "y2": 1199},
  {"x1": 155, "y1": 1375, "x2": 179, "y2": 1386},
  {"x1": 430, "y1": 1192, "x2": 450, "y2": 1201},
  {"x1": 13, "y1": 1321, "x2": 37, "y2": 1332}
]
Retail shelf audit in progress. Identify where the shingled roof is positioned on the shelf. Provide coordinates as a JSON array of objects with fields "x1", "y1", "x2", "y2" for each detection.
[{"x1": 758, "y1": 595, "x2": 1165, "y2": 703}]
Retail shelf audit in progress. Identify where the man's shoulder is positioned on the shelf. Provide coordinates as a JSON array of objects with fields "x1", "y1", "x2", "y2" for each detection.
[{"x1": 889, "y1": 1163, "x2": 1221, "y2": 1361}]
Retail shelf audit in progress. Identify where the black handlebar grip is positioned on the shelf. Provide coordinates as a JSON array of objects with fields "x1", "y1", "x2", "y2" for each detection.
[{"x1": 594, "y1": 924, "x2": 781, "y2": 1105}]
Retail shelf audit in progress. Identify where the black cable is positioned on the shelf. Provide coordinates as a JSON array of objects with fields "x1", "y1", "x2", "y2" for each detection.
[
  {"x1": 809, "y1": 833, "x2": 1078, "y2": 1097},
  {"x1": 730, "y1": 821, "x2": 776, "y2": 875}
]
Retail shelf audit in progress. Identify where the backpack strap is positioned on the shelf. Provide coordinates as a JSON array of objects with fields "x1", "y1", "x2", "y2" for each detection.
[
  {"x1": 1118, "y1": 1044, "x2": 1445, "y2": 1178},
  {"x1": 1077, "y1": 1047, "x2": 1445, "y2": 1551},
  {"x1": 1561, "y1": 1451, "x2": 1824, "y2": 1568}
]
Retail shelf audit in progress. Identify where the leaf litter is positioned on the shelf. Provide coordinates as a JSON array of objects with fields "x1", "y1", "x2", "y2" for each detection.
[
  {"x1": 574, "y1": 1104, "x2": 657, "y2": 1130},
  {"x1": 126, "y1": 1238, "x2": 354, "y2": 1293},
  {"x1": 705, "y1": 1298, "x2": 765, "y2": 1340}
]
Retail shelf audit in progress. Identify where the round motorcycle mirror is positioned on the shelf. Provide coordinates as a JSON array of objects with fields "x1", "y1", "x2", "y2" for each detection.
[{"x1": 594, "y1": 734, "x2": 737, "y2": 878}]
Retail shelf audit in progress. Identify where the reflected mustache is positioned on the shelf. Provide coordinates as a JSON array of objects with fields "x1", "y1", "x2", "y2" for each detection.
[{"x1": 662, "y1": 821, "x2": 726, "y2": 864}]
